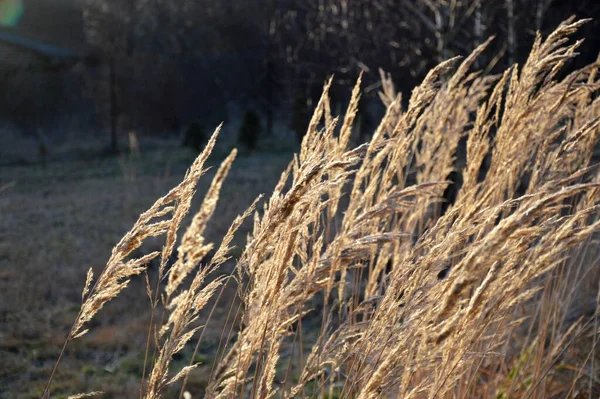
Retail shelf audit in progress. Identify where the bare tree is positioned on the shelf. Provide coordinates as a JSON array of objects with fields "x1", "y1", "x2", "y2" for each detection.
[
  {"x1": 82, "y1": 0, "x2": 137, "y2": 151},
  {"x1": 77, "y1": 0, "x2": 600, "y2": 146}
]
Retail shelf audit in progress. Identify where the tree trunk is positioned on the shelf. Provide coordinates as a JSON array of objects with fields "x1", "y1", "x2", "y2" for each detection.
[
  {"x1": 109, "y1": 57, "x2": 118, "y2": 153},
  {"x1": 535, "y1": 0, "x2": 552, "y2": 32},
  {"x1": 506, "y1": 0, "x2": 516, "y2": 66},
  {"x1": 474, "y1": 0, "x2": 482, "y2": 68},
  {"x1": 265, "y1": 0, "x2": 276, "y2": 136},
  {"x1": 434, "y1": 6, "x2": 444, "y2": 63}
]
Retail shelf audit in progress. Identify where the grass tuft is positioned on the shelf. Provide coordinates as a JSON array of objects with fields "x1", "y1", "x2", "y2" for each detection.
[{"x1": 43, "y1": 19, "x2": 600, "y2": 398}]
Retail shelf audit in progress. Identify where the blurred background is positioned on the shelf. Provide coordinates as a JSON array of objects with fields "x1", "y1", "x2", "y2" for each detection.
[
  {"x1": 1, "y1": 1, "x2": 600, "y2": 397},
  {"x1": 1, "y1": 0, "x2": 599, "y2": 160}
]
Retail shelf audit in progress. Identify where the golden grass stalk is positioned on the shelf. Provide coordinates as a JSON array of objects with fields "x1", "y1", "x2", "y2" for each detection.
[
  {"x1": 44, "y1": 126, "x2": 223, "y2": 398},
  {"x1": 48, "y1": 18, "x2": 600, "y2": 399}
]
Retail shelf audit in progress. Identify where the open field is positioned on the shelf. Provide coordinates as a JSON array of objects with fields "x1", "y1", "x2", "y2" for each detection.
[{"x1": 0, "y1": 142, "x2": 292, "y2": 398}]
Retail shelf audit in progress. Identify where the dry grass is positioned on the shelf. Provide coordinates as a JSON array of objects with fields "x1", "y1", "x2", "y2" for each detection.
[
  {"x1": 0, "y1": 142, "x2": 287, "y2": 398},
  {"x1": 40, "y1": 19, "x2": 600, "y2": 398}
]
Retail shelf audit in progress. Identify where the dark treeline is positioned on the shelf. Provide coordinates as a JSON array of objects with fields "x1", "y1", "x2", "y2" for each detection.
[{"x1": 1, "y1": 0, "x2": 599, "y2": 149}]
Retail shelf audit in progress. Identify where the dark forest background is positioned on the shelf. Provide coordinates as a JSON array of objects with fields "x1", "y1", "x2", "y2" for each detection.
[{"x1": 1, "y1": 0, "x2": 600, "y2": 155}]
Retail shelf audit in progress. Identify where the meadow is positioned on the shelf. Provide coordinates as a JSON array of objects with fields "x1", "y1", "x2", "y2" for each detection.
[
  {"x1": 2, "y1": 18, "x2": 600, "y2": 398},
  {"x1": 0, "y1": 139, "x2": 291, "y2": 397}
]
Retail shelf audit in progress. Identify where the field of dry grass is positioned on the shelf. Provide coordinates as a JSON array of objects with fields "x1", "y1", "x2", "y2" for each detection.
[
  {"x1": 0, "y1": 142, "x2": 291, "y2": 398},
  {"x1": 3, "y1": 18, "x2": 600, "y2": 399}
]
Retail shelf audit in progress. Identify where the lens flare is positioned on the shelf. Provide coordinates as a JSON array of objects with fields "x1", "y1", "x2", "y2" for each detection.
[{"x1": 0, "y1": 0, "x2": 24, "y2": 27}]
